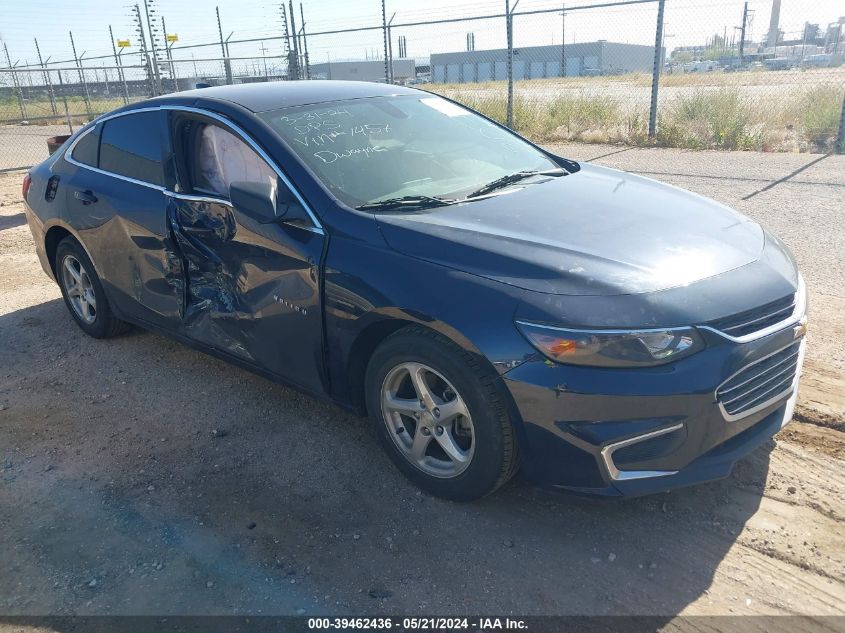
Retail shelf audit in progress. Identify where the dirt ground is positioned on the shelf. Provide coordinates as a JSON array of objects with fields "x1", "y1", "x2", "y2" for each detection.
[{"x1": 0, "y1": 146, "x2": 843, "y2": 618}]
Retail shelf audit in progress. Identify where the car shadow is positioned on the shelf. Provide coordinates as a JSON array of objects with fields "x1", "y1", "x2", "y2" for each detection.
[
  {"x1": 0, "y1": 298, "x2": 771, "y2": 617},
  {"x1": 0, "y1": 212, "x2": 26, "y2": 231}
]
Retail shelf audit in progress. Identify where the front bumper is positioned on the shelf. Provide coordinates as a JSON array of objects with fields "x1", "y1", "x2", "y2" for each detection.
[{"x1": 503, "y1": 323, "x2": 806, "y2": 497}]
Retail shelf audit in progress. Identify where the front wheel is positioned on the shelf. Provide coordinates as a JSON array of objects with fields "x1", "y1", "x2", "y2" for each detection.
[{"x1": 365, "y1": 326, "x2": 519, "y2": 501}]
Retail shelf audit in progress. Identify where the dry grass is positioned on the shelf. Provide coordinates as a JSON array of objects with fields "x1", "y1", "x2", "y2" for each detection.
[
  {"x1": 0, "y1": 96, "x2": 128, "y2": 124},
  {"x1": 429, "y1": 80, "x2": 844, "y2": 152}
]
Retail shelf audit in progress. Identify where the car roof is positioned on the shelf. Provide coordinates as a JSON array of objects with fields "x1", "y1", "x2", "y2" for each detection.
[{"x1": 151, "y1": 80, "x2": 422, "y2": 113}]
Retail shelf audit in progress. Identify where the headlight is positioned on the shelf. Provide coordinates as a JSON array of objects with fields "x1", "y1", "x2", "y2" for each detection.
[
  {"x1": 796, "y1": 272, "x2": 807, "y2": 319},
  {"x1": 516, "y1": 321, "x2": 704, "y2": 367}
]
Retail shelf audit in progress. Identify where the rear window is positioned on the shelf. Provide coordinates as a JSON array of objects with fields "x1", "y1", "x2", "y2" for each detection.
[
  {"x1": 71, "y1": 127, "x2": 99, "y2": 167},
  {"x1": 99, "y1": 111, "x2": 164, "y2": 186}
]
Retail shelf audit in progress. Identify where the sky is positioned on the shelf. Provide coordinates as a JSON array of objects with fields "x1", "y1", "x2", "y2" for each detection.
[{"x1": 1, "y1": 0, "x2": 843, "y2": 74}]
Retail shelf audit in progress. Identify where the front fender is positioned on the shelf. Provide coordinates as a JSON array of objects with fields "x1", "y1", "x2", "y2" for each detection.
[{"x1": 324, "y1": 234, "x2": 535, "y2": 407}]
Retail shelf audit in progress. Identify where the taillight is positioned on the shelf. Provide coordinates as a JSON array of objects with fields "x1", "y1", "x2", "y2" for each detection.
[{"x1": 22, "y1": 173, "x2": 32, "y2": 200}]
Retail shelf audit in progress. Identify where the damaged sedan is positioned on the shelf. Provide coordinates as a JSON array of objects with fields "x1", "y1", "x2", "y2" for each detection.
[{"x1": 22, "y1": 81, "x2": 806, "y2": 500}]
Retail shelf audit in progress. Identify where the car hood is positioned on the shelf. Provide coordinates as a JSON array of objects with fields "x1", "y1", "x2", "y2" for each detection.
[{"x1": 376, "y1": 163, "x2": 764, "y2": 296}]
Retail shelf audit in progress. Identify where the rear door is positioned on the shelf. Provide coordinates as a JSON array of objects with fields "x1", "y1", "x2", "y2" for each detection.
[
  {"x1": 165, "y1": 111, "x2": 327, "y2": 394},
  {"x1": 63, "y1": 109, "x2": 182, "y2": 328}
]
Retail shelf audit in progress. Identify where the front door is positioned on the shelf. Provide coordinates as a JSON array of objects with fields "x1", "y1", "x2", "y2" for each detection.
[{"x1": 166, "y1": 112, "x2": 327, "y2": 395}]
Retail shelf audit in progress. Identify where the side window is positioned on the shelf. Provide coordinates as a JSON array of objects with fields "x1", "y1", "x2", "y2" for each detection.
[
  {"x1": 70, "y1": 126, "x2": 99, "y2": 167},
  {"x1": 99, "y1": 111, "x2": 164, "y2": 186},
  {"x1": 192, "y1": 124, "x2": 277, "y2": 198}
]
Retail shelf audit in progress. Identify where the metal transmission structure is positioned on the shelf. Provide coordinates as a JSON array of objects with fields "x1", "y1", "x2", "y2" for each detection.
[
  {"x1": 279, "y1": 3, "x2": 291, "y2": 57},
  {"x1": 142, "y1": 0, "x2": 166, "y2": 89},
  {"x1": 300, "y1": 3, "x2": 311, "y2": 80},
  {"x1": 132, "y1": 4, "x2": 157, "y2": 94},
  {"x1": 279, "y1": 0, "x2": 301, "y2": 79}
]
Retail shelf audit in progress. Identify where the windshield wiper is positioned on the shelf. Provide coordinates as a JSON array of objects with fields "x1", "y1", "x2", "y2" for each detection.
[
  {"x1": 356, "y1": 195, "x2": 456, "y2": 211},
  {"x1": 466, "y1": 167, "x2": 569, "y2": 199}
]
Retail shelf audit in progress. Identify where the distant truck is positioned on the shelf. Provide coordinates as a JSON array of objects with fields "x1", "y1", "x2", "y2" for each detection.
[{"x1": 683, "y1": 60, "x2": 718, "y2": 73}]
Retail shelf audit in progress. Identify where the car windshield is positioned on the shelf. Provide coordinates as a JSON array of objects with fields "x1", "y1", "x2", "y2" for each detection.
[{"x1": 259, "y1": 94, "x2": 560, "y2": 209}]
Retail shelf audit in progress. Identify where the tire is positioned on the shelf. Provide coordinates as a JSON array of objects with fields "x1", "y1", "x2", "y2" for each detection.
[
  {"x1": 55, "y1": 237, "x2": 129, "y2": 338},
  {"x1": 365, "y1": 325, "x2": 520, "y2": 501}
]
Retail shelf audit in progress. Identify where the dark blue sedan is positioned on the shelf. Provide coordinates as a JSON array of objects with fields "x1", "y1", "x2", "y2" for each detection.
[{"x1": 21, "y1": 81, "x2": 807, "y2": 500}]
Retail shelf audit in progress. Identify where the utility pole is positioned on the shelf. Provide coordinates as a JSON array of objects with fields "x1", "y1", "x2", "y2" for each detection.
[
  {"x1": 35, "y1": 38, "x2": 58, "y2": 115},
  {"x1": 68, "y1": 32, "x2": 92, "y2": 116},
  {"x1": 216, "y1": 6, "x2": 233, "y2": 84},
  {"x1": 387, "y1": 13, "x2": 397, "y2": 82},
  {"x1": 300, "y1": 3, "x2": 311, "y2": 79},
  {"x1": 560, "y1": 4, "x2": 566, "y2": 77},
  {"x1": 279, "y1": 3, "x2": 293, "y2": 80},
  {"x1": 288, "y1": 0, "x2": 300, "y2": 80},
  {"x1": 506, "y1": 0, "x2": 519, "y2": 128},
  {"x1": 738, "y1": 1, "x2": 749, "y2": 64},
  {"x1": 648, "y1": 0, "x2": 665, "y2": 138},
  {"x1": 381, "y1": 0, "x2": 390, "y2": 83}
]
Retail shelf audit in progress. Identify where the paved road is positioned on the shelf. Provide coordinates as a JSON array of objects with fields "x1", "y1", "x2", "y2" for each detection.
[
  {"x1": 0, "y1": 124, "x2": 72, "y2": 171},
  {"x1": 0, "y1": 146, "x2": 843, "y2": 618}
]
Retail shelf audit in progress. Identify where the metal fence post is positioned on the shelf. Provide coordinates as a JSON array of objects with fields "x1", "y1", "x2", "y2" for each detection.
[
  {"x1": 648, "y1": 0, "x2": 666, "y2": 138},
  {"x1": 836, "y1": 89, "x2": 845, "y2": 155},
  {"x1": 506, "y1": 0, "x2": 517, "y2": 129},
  {"x1": 69, "y1": 31, "x2": 93, "y2": 117},
  {"x1": 35, "y1": 38, "x2": 58, "y2": 116},
  {"x1": 387, "y1": 12, "x2": 396, "y2": 83},
  {"x1": 110, "y1": 25, "x2": 130, "y2": 104},
  {"x1": 3, "y1": 44, "x2": 28, "y2": 121},
  {"x1": 216, "y1": 7, "x2": 233, "y2": 85},
  {"x1": 56, "y1": 70, "x2": 74, "y2": 134}
]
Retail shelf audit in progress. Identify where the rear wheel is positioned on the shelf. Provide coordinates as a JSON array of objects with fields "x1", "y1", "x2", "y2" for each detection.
[
  {"x1": 55, "y1": 237, "x2": 129, "y2": 338},
  {"x1": 365, "y1": 326, "x2": 519, "y2": 501}
]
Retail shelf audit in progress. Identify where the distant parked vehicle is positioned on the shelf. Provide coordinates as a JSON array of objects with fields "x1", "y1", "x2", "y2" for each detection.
[
  {"x1": 764, "y1": 57, "x2": 797, "y2": 71},
  {"x1": 803, "y1": 54, "x2": 833, "y2": 68}
]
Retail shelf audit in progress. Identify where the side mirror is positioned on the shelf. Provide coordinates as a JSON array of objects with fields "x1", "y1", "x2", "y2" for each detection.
[
  {"x1": 275, "y1": 182, "x2": 310, "y2": 224},
  {"x1": 229, "y1": 181, "x2": 277, "y2": 224}
]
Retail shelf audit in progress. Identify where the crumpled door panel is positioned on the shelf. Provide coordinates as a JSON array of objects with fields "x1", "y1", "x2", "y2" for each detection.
[{"x1": 166, "y1": 195, "x2": 327, "y2": 394}]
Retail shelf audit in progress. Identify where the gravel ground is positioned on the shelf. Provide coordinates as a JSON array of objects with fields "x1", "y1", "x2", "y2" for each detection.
[{"x1": 0, "y1": 146, "x2": 843, "y2": 618}]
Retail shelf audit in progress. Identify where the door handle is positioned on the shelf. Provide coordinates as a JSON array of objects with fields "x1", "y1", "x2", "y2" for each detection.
[{"x1": 74, "y1": 190, "x2": 98, "y2": 205}]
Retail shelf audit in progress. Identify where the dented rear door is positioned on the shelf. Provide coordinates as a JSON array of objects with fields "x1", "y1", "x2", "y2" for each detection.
[{"x1": 64, "y1": 109, "x2": 184, "y2": 328}]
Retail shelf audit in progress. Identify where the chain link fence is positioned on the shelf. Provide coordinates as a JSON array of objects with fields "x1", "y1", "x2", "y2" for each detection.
[{"x1": 2, "y1": 0, "x2": 844, "y2": 171}]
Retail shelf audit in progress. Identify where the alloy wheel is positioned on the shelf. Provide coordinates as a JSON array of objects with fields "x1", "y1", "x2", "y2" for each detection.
[
  {"x1": 61, "y1": 254, "x2": 97, "y2": 325},
  {"x1": 380, "y1": 362, "x2": 475, "y2": 478}
]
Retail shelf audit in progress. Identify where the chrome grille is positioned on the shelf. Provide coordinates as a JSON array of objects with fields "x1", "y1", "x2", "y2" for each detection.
[
  {"x1": 707, "y1": 294, "x2": 795, "y2": 339},
  {"x1": 717, "y1": 341, "x2": 801, "y2": 420}
]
